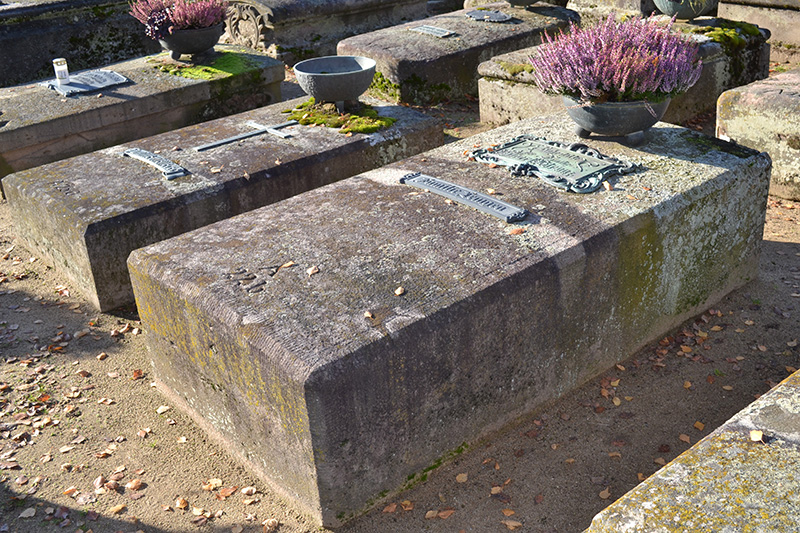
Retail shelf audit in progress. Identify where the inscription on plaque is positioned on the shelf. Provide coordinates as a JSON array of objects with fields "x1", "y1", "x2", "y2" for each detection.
[
  {"x1": 123, "y1": 148, "x2": 189, "y2": 180},
  {"x1": 400, "y1": 172, "x2": 528, "y2": 223},
  {"x1": 410, "y1": 25, "x2": 454, "y2": 38},
  {"x1": 43, "y1": 69, "x2": 128, "y2": 97},
  {"x1": 470, "y1": 136, "x2": 636, "y2": 193},
  {"x1": 465, "y1": 9, "x2": 512, "y2": 22}
]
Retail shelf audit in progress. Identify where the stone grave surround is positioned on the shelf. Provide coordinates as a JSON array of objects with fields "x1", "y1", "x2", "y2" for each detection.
[
  {"x1": 588, "y1": 369, "x2": 800, "y2": 532},
  {"x1": 717, "y1": 68, "x2": 800, "y2": 201},
  {"x1": 477, "y1": 17, "x2": 771, "y2": 126},
  {"x1": 718, "y1": 0, "x2": 800, "y2": 61},
  {"x1": 128, "y1": 113, "x2": 770, "y2": 527},
  {"x1": 0, "y1": 45, "x2": 285, "y2": 184},
  {"x1": 3, "y1": 96, "x2": 443, "y2": 312},
  {"x1": 226, "y1": 0, "x2": 429, "y2": 64},
  {"x1": 337, "y1": 1, "x2": 578, "y2": 104},
  {"x1": 0, "y1": 0, "x2": 160, "y2": 88}
]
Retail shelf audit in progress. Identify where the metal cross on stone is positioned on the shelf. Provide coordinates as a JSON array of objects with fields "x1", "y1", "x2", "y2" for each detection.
[{"x1": 193, "y1": 120, "x2": 299, "y2": 152}]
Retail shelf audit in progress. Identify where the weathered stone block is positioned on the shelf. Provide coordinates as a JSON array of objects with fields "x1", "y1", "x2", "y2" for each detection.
[
  {"x1": 4, "y1": 97, "x2": 442, "y2": 311},
  {"x1": 587, "y1": 370, "x2": 800, "y2": 532},
  {"x1": 478, "y1": 17, "x2": 770, "y2": 125},
  {"x1": 0, "y1": 0, "x2": 158, "y2": 88},
  {"x1": 719, "y1": 2, "x2": 800, "y2": 56},
  {"x1": 226, "y1": 0, "x2": 429, "y2": 64},
  {"x1": 0, "y1": 45, "x2": 284, "y2": 182},
  {"x1": 128, "y1": 114, "x2": 770, "y2": 527},
  {"x1": 717, "y1": 68, "x2": 800, "y2": 200},
  {"x1": 336, "y1": 1, "x2": 577, "y2": 104}
]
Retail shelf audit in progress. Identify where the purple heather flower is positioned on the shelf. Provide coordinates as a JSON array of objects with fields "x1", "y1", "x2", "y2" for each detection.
[
  {"x1": 130, "y1": 0, "x2": 229, "y2": 38},
  {"x1": 529, "y1": 15, "x2": 702, "y2": 102}
]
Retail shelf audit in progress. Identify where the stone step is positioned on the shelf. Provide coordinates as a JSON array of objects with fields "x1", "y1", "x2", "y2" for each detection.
[
  {"x1": 717, "y1": 67, "x2": 800, "y2": 201},
  {"x1": 478, "y1": 17, "x2": 770, "y2": 126},
  {"x1": 337, "y1": 1, "x2": 577, "y2": 104},
  {"x1": 3, "y1": 97, "x2": 442, "y2": 311},
  {"x1": 586, "y1": 369, "x2": 800, "y2": 532},
  {"x1": 0, "y1": 45, "x2": 284, "y2": 183},
  {"x1": 127, "y1": 113, "x2": 770, "y2": 527}
]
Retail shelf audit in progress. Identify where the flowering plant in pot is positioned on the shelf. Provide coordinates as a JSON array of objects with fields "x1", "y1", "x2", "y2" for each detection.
[
  {"x1": 529, "y1": 15, "x2": 703, "y2": 144},
  {"x1": 130, "y1": 0, "x2": 230, "y2": 59}
]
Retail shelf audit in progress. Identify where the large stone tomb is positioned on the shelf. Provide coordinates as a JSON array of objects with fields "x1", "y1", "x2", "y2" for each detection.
[
  {"x1": 4, "y1": 97, "x2": 442, "y2": 311},
  {"x1": 337, "y1": 1, "x2": 577, "y2": 104},
  {"x1": 127, "y1": 114, "x2": 771, "y2": 527},
  {"x1": 717, "y1": 68, "x2": 800, "y2": 200},
  {"x1": 0, "y1": 46, "x2": 284, "y2": 183},
  {"x1": 478, "y1": 17, "x2": 770, "y2": 126}
]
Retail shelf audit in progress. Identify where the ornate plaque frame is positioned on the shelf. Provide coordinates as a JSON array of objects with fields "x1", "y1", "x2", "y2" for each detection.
[{"x1": 470, "y1": 135, "x2": 637, "y2": 194}]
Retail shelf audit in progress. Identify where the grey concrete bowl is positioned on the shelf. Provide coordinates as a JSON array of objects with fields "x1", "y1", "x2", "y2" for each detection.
[{"x1": 293, "y1": 56, "x2": 376, "y2": 103}]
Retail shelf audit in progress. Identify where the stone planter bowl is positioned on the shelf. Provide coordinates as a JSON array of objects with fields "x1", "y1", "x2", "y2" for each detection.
[
  {"x1": 563, "y1": 96, "x2": 671, "y2": 146},
  {"x1": 653, "y1": 0, "x2": 718, "y2": 19},
  {"x1": 293, "y1": 56, "x2": 376, "y2": 103},
  {"x1": 159, "y1": 23, "x2": 225, "y2": 60}
]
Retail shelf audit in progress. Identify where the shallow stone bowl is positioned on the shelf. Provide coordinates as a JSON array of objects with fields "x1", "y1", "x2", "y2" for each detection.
[{"x1": 293, "y1": 56, "x2": 376, "y2": 103}]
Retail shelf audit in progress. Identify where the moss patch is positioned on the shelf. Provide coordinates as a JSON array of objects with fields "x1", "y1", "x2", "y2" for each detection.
[
  {"x1": 150, "y1": 50, "x2": 259, "y2": 80},
  {"x1": 368, "y1": 71, "x2": 401, "y2": 102},
  {"x1": 282, "y1": 99, "x2": 397, "y2": 134},
  {"x1": 497, "y1": 60, "x2": 534, "y2": 77}
]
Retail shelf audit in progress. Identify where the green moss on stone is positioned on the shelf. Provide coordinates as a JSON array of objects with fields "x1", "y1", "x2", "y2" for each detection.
[
  {"x1": 680, "y1": 130, "x2": 756, "y2": 158},
  {"x1": 151, "y1": 50, "x2": 259, "y2": 80},
  {"x1": 787, "y1": 135, "x2": 800, "y2": 150},
  {"x1": 283, "y1": 98, "x2": 397, "y2": 134},
  {"x1": 368, "y1": 71, "x2": 401, "y2": 102},
  {"x1": 497, "y1": 60, "x2": 534, "y2": 77}
]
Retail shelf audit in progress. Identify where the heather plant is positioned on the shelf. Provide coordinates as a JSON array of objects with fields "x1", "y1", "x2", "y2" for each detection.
[
  {"x1": 529, "y1": 15, "x2": 702, "y2": 103},
  {"x1": 130, "y1": 0, "x2": 229, "y2": 39}
]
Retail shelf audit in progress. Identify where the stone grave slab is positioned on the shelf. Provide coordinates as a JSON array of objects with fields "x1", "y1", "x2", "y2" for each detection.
[
  {"x1": 3, "y1": 96, "x2": 442, "y2": 311},
  {"x1": 127, "y1": 113, "x2": 770, "y2": 527},
  {"x1": 719, "y1": 0, "x2": 800, "y2": 59},
  {"x1": 477, "y1": 17, "x2": 770, "y2": 126},
  {"x1": 336, "y1": 1, "x2": 577, "y2": 104},
  {"x1": 226, "y1": 0, "x2": 429, "y2": 64},
  {"x1": 587, "y1": 369, "x2": 800, "y2": 532},
  {"x1": 717, "y1": 68, "x2": 800, "y2": 200},
  {"x1": 0, "y1": 45, "x2": 284, "y2": 183}
]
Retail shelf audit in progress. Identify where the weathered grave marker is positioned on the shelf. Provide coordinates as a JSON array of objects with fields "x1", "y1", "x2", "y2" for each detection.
[
  {"x1": 4, "y1": 97, "x2": 443, "y2": 311},
  {"x1": 128, "y1": 114, "x2": 770, "y2": 527}
]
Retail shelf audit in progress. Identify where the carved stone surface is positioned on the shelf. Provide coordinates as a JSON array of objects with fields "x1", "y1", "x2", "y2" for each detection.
[{"x1": 128, "y1": 114, "x2": 769, "y2": 528}]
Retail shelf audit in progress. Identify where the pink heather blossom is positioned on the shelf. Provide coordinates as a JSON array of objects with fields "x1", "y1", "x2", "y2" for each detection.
[{"x1": 529, "y1": 15, "x2": 702, "y2": 103}]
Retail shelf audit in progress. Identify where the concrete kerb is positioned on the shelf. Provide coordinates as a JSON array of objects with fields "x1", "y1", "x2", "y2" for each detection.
[
  {"x1": 717, "y1": 67, "x2": 800, "y2": 201},
  {"x1": 3, "y1": 96, "x2": 443, "y2": 311},
  {"x1": 128, "y1": 113, "x2": 771, "y2": 527},
  {"x1": 587, "y1": 369, "x2": 800, "y2": 532}
]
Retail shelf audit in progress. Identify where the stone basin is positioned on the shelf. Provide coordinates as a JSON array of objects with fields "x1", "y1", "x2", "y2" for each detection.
[{"x1": 293, "y1": 55, "x2": 376, "y2": 103}]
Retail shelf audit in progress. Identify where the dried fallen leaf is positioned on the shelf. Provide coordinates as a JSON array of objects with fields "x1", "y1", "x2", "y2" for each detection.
[
  {"x1": 491, "y1": 486, "x2": 503, "y2": 495},
  {"x1": 722, "y1": 385, "x2": 734, "y2": 391},
  {"x1": 263, "y1": 518, "x2": 279, "y2": 532},
  {"x1": 694, "y1": 421, "x2": 705, "y2": 431},
  {"x1": 19, "y1": 507, "x2": 36, "y2": 518},
  {"x1": 502, "y1": 509, "x2": 516, "y2": 516},
  {"x1": 679, "y1": 434, "x2": 691, "y2": 444},
  {"x1": 156, "y1": 406, "x2": 171, "y2": 414},
  {"x1": 241, "y1": 486, "x2": 257, "y2": 496},
  {"x1": 132, "y1": 369, "x2": 144, "y2": 380},
  {"x1": 603, "y1": 181, "x2": 613, "y2": 191},
  {"x1": 654, "y1": 457, "x2": 666, "y2": 466},
  {"x1": 750, "y1": 430, "x2": 764, "y2": 442},
  {"x1": 218, "y1": 486, "x2": 238, "y2": 498},
  {"x1": 599, "y1": 487, "x2": 611, "y2": 499},
  {"x1": 684, "y1": 381, "x2": 692, "y2": 389},
  {"x1": 382, "y1": 503, "x2": 397, "y2": 513},
  {"x1": 612, "y1": 397, "x2": 621, "y2": 406},
  {"x1": 608, "y1": 452, "x2": 621, "y2": 459},
  {"x1": 126, "y1": 479, "x2": 142, "y2": 490},
  {"x1": 637, "y1": 472, "x2": 646, "y2": 482},
  {"x1": 438, "y1": 509, "x2": 455, "y2": 519},
  {"x1": 508, "y1": 227, "x2": 524, "y2": 235},
  {"x1": 564, "y1": 458, "x2": 576, "y2": 464},
  {"x1": 501, "y1": 519, "x2": 524, "y2": 530},
  {"x1": 400, "y1": 500, "x2": 414, "y2": 511},
  {"x1": 176, "y1": 498, "x2": 189, "y2": 510},
  {"x1": 455, "y1": 473, "x2": 468, "y2": 483},
  {"x1": 109, "y1": 504, "x2": 126, "y2": 515},
  {"x1": 306, "y1": 266, "x2": 319, "y2": 278},
  {"x1": 394, "y1": 286, "x2": 405, "y2": 296},
  {"x1": 425, "y1": 510, "x2": 438, "y2": 520}
]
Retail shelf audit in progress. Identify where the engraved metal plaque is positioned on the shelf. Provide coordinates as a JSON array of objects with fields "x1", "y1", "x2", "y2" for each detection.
[
  {"x1": 193, "y1": 120, "x2": 298, "y2": 152},
  {"x1": 410, "y1": 25, "x2": 454, "y2": 38},
  {"x1": 465, "y1": 9, "x2": 512, "y2": 22},
  {"x1": 123, "y1": 148, "x2": 189, "y2": 180},
  {"x1": 400, "y1": 172, "x2": 528, "y2": 223},
  {"x1": 470, "y1": 135, "x2": 637, "y2": 193},
  {"x1": 43, "y1": 70, "x2": 128, "y2": 97}
]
